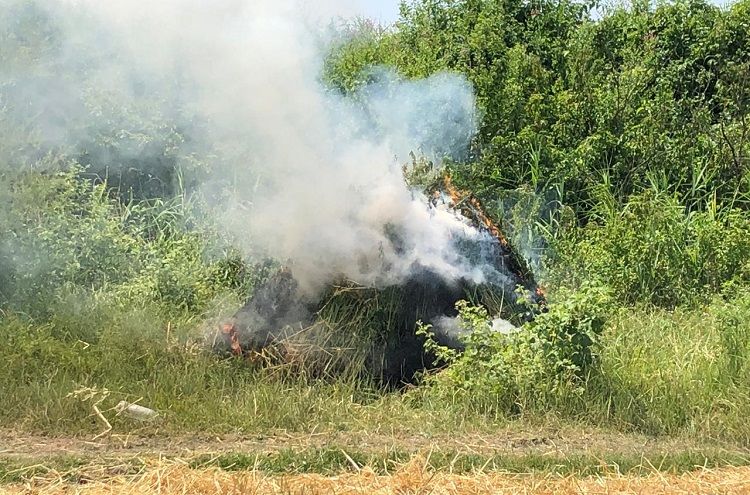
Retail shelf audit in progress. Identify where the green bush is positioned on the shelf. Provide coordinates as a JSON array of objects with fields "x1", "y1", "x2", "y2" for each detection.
[
  {"x1": 419, "y1": 284, "x2": 612, "y2": 415},
  {"x1": 329, "y1": 0, "x2": 750, "y2": 224},
  {"x1": 0, "y1": 166, "x2": 253, "y2": 317}
]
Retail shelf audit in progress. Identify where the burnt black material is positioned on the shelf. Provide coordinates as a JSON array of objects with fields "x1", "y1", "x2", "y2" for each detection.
[
  {"x1": 367, "y1": 268, "x2": 464, "y2": 385},
  {"x1": 229, "y1": 269, "x2": 313, "y2": 350}
]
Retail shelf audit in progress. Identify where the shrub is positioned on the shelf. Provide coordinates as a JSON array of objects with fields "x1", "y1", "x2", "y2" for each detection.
[
  {"x1": 419, "y1": 284, "x2": 612, "y2": 415},
  {"x1": 0, "y1": 166, "x2": 253, "y2": 317}
]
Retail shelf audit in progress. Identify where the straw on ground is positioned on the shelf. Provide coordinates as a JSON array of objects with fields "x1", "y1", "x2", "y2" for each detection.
[{"x1": 2, "y1": 457, "x2": 749, "y2": 495}]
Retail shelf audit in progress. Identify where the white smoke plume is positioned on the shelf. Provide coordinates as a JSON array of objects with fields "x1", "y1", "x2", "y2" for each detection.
[
  {"x1": 1, "y1": 0, "x2": 498, "y2": 295},
  {"x1": 431, "y1": 315, "x2": 518, "y2": 350}
]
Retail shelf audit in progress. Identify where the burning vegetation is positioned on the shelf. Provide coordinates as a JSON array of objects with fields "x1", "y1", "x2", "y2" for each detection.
[{"x1": 214, "y1": 171, "x2": 545, "y2": 385}]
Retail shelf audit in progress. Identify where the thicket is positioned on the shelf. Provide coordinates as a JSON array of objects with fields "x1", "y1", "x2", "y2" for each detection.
[
  {"x1": 327, "y1": 0, "x2": 750, "y2": 302},
  {"x1": 2, "y1": 0, "x2": 750, "y2": 441},
  {"x1": 325, "y1": 0, "x2": 750, "y2": 432}
]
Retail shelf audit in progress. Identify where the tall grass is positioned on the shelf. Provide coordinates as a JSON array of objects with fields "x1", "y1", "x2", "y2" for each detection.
[
  {"x1": 0, "y1": 301, "x2": 410, "y2": 436},
  {"x1": 4, "y1": 166, "x2": 750, "y2": 445},
  {"x1": 587, "y1": 297, "x2": 750, "y2": 441},
  {"x1": 548, "y1": 189, "x2": 750, "y2": 307},
  {"x1": 4, "y1": 289, "x2": 750, "y2": 444},
  {"x1": 0, "y1": 166, "x2": 254, "y2": 318}
]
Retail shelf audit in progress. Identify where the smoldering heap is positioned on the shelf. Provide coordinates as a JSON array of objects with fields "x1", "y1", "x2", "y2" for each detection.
[{"x1": 215, "y1": 172, "x2": 545, "y2": 385}]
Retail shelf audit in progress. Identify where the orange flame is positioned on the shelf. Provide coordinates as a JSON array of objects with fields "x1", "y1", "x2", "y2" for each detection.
[{"x1": 221, "y1": 322, "x2": 243, "y2": 356}]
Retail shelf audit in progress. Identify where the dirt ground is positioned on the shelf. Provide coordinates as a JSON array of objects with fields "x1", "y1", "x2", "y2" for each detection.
[
  {"x1": 2, "y1": 429, "x2": 749, "y2": 494},
  {"x1": 0, "y1": 426, "x2": 735, "y2": 459}
]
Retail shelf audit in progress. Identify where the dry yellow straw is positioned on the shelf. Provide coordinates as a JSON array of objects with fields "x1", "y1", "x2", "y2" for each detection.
[{"x1": 2, "y1": 456, "x2": 750, "y2": 495}]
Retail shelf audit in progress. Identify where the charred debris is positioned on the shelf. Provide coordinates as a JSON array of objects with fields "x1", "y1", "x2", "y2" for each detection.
[{"x1": 214, "y1": 173, "x2": 546, "y2": 385}]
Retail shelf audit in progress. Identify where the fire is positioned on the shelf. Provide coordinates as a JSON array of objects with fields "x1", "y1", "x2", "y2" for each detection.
[
  {"x1": 440, "y1": 174, "x2": 511, "y2": 249},
  {"x1": 438, "y1": 173, "x2": 537, "y2": 289},
  {"x1": 221, "y1": 322, "x2": 243, "y2": 356}
]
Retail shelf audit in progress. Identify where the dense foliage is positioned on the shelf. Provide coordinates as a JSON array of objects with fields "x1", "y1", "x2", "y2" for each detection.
[
  {"x1": 326, "y1": 0, "x2": 750, "y2": 305},
  {"x1": 2, "y1": 0, "x2": 750, "y2": 441}
]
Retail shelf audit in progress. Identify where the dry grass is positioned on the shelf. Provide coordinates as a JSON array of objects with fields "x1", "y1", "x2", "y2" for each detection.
[{"x1": 2, "y1": 457, "x2": 750, "y2": 495}]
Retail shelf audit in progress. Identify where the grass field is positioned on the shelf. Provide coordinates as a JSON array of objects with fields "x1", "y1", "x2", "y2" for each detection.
[
  {"x1": 4, "y1": 296, "x2": 750, "y2": 441},
  {"x1": 4, "y1": 292, "x2": 750, "y2": 493}
]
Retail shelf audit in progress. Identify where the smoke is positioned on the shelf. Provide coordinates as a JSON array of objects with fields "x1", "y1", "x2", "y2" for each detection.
[
  {"x1": 0, "y1": 0, "x2": 499, "y2": 295},
  {"x1": 431, "y1": 315, "x2": 518, "y2": 350}
]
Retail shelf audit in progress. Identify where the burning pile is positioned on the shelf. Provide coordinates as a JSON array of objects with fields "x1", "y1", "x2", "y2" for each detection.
[{"x1": 214, "y1": 173, "x2": 545, "y2": 384}]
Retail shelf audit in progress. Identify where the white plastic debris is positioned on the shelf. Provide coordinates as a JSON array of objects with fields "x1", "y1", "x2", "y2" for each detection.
[{"x1": 115, "y1": 401, "x2": 159, "y2": 421}]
